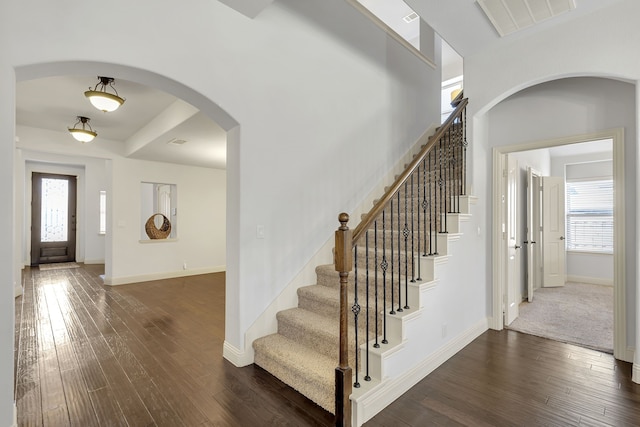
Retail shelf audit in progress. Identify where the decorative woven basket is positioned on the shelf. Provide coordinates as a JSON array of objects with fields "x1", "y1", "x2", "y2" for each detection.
[{"x1": 145, "y1": 213, "x2": 171, "y2": 239}]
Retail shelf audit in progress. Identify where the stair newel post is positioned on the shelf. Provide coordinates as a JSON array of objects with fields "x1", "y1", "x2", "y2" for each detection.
[{"x1": 335, "y1": 213, "x2": 353, "y2": 427}]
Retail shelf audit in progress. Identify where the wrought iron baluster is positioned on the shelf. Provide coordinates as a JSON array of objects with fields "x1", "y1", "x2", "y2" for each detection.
[
  {"x1": 463, "y1": 107, "x2": 467, "y2": 196},
  {"x1": 353, "y1": 245, "x2": 360, "y2": 388},
  {"x1": 364, "y1": 231, "x2": 371, "y2": 382},
  {"x1": 381, "y1": 210, "x2": 388, "y2": 344},
  {"x1": 440, "y1": 136, "x2": 446, "y2": 235},
  {"x1": 410, "y1": 174, "x2": 415, "y2": 283},
  {"x1": 416, "y1": 166, "x2": 422, "y2": 281},
  {"x1": 422, "y1": 159, "x2": 428, "y2": 257},
  {"x1": 389, "y1": 199, "x2": 395, "y2": 315},
  {"x1": 403, "y1": 182, "x2": 410, "y2": 310},
  {"x1": 396, "y1": 191, "x2": 403, "y2": 313},
  {"x1": 373, "y1": 221, "x2": 380, "y2": 349},
  {"x1": 454, "y1": 125, "x2": 462, "y2": 213},
  {"x1": 447, "y1": 127, "x2": 453, "y2": 213},
  {"x1": 429, "y1": 151, "x2": 435, "y2": 255}
]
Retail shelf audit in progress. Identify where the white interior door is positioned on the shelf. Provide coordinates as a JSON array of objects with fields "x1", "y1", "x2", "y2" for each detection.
[
  {"x1": 542, "y1": 176, "x2": 566, "y2": 287},
  {"x1": 505, "y1": 155, "x2": 521, "y2": 325},
  {"x1": 526, "y1": 168, "x2": 535, "y2": 302}
]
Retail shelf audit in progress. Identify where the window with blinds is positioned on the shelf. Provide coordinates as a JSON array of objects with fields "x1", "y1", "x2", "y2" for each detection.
[{"x1": 565, "y1": 179, "x2": 613, "y2": 253}]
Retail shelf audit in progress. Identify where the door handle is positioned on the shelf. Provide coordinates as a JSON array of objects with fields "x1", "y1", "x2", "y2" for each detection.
[
  {"x1": 531, "y1": 241, "x2": 536, "y2": 244},
  {"x1": 559, "y1": 236, "x2": 565, "y2": 240},
  {"x1": 515, "y1": 245, "x2": 521, "y2": 249}
]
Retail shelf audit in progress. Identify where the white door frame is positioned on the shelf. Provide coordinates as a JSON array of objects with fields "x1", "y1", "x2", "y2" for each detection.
[
  {"x1": 491, "y1": 128, "x2": 629, "y2": 362},
  {"x1": 505, "y1": 155, "x2": 521, "y2": 325},
  {"x1": 526, "y1": 167, "x2": 542, "y2": 302}
]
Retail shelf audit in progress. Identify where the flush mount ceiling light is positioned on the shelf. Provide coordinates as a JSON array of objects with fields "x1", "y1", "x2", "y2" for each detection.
[
  {"x1": 68, "y1": 116, "x2": 97, "y2": 143},
  {"x1": 84, "y1": 76, "x2": 125, "y2": 112}
]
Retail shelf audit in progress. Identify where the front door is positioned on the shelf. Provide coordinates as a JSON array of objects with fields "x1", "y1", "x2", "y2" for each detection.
[{"x1": 31, "y1": 173, "x2": 77, "y2": 266}]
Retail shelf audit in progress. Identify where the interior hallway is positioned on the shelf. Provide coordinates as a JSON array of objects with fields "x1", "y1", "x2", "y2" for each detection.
[{"x1": 14, "y1": 265, "x2": 640, "y2": 426}]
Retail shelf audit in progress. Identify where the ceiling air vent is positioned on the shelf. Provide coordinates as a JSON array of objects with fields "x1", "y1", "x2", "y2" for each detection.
[
  {"x1": 167, "y1": 138, "x2": 187, "y2": 146},
  {"x1": 403, "y1": 12, "x2": 419, "y2": 23},
  {"x1": 477, "y1": 0, "x2": 576, "y2": 37}
]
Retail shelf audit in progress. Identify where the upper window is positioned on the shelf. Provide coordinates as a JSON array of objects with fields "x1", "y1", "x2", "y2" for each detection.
[{"x1": 565, "y1": 179, "x2": 613, "y2": 253}]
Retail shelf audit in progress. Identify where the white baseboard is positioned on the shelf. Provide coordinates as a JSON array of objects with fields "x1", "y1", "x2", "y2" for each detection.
[
  {"x1": 352, "y1": 317, "x2": 489, "y2": 426},
  {"x1": 12, "y1": 401, "x2": 17, "y2": 427},
  {"x1": 223, "y1": 341, "x2": 253, "y2": 367},
  {"x1": 566, "y1": 275, "x2": 613, "y2": 286},
  {"x1": 14, "y1": 284, "x2": 22, "y2": 298},
  {"x1": 83, "y1": 259, "x2": 105, "y2": 265},
  {"x1": 633, "y1": 361, "x2": 640, "y2": 384},
  {"x1": 104, "y1": 265, "x2": 226, "y2": 286}
]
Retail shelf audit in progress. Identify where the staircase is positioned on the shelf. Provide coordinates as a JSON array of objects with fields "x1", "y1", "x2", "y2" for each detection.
[{"x1": 253, "y1": 97, "x2": 471, "y2": 424}]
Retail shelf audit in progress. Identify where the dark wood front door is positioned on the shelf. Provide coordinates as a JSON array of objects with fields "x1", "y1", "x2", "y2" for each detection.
[{"x1": 31, "y1": 172, "x2": 77, "y2": 266}]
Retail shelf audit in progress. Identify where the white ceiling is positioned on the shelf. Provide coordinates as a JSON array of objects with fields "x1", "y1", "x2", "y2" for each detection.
[
  {"x1": 404, "y1": 0, "x2": 625, "y2": 57},
  {"x1": 15, "y1": 1, "x2": 622, "y2": 171},
  {"x1": 476, "y1": 0, "x2": 576, "y2": 37},
  {"x1": 16, "y1": 76, "x2": 227, "y2": 169}
]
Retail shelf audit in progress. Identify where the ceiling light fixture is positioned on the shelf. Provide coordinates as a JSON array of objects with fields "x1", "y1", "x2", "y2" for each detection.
[
  {"x1": 84, "y1": 76, "x2": 125, "y2": 112},
  {"x1": 68, "y1": 116, "x2": 97, "y2": 142}
]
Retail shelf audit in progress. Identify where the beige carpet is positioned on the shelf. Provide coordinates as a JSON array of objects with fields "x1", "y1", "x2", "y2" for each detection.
[
  {"x1": 38, "y1": 262, "x2": 80, "y2": 271},
  {"x1": 507, "y1": 282, "x2": 613, "y2": 353}
]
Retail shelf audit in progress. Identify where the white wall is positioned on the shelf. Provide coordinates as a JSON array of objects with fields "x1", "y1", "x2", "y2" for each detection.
[
  {"x1": 0, "y1": 0, "x2": 442, "y2": 421},
  {"x1": 108, "y1": 156, "x2": 226, "y2": 284},
  {"x1": 466, "y1": 0, "x2": 639, "y2": 357}
]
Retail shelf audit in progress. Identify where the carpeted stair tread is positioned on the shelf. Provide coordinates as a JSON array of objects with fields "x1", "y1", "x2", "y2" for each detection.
[
  {"x1": 278, "y1": 307, "x2": 369, "y2": 362},
  {"x1": 298, "y1": 284, "x2": 391, "y2": 326},
  {"x1": 253, "y1": 333, "x2": 336, "y2": 413},
  {"x1": 277, "y1": 308, "x2": 339, "y2": 358},
  {"x1": 315, "y1": 263, "x2": 416, "y2": 290}
]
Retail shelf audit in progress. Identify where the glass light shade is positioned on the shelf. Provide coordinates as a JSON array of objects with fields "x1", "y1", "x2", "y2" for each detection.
[
  {"x1": 450, "y1": 88, "x2": 462, "y2": 102},
  {"x1": 84, "y1": 90, "x2": 125, "y2": 112},
  {"x1": 68, "y1": 128, "x2": 97, "y2": 143}
]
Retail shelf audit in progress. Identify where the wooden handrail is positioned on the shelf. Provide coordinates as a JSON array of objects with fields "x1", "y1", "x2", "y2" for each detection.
[{"x1": 351, "y1": 97, "x2": 468, "y2": 245}]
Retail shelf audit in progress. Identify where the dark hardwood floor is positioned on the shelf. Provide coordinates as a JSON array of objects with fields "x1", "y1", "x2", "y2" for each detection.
[{"x1": 14, "y1": 264, "x2": 640, "y2": 426}]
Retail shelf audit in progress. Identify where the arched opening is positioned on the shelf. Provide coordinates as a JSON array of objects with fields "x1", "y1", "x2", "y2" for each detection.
[
  {"x1": 16, "y1": 62, "x2": 239, "y2": 290},
  {"x1": 480, "y1": 76, "x2": 635, "y2": 363}
]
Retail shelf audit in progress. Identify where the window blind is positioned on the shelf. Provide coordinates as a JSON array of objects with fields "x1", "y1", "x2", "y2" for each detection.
[{"x1": 565, "y1": 179, "x2": 613, "y2": 253}]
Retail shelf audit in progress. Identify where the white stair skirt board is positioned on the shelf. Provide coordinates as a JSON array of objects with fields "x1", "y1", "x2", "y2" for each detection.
[
  {"x1": 351, "y1": 318, "x2": 489, "y2": 426},
  {"x1": 252, "y1": 193, "x2": 477, "y2": 418}
]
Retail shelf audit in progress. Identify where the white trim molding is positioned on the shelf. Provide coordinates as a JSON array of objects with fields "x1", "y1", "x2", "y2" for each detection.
[
  {"x1": 104, "y1": 265, "x2": 225, "y2": 286},
  {"x1": 633, "y1": 360, "x2": 640, "y2": 384},
  {"x1": 344, "y1": 0, "x2": 436, "y2": 69},
  {"x1": 566, "y1": 275, "x2": 613, "y2": 287},
  {"x1": 223, "y1": 341, "x2": 253, "y2": 367},
  {"x1": 14, "y1": 283, "x2": 22, "y2": 298}
]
